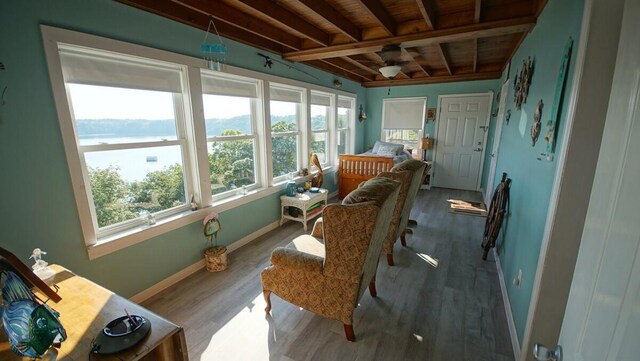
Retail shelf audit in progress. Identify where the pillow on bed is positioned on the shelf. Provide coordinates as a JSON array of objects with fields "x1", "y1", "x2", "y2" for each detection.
[
  {"x1": 372, "y1": 141, "x2": 404, "y2": 155},
  {"x1": 377, "y1": 145, "x2": 398, "y2": 156}
]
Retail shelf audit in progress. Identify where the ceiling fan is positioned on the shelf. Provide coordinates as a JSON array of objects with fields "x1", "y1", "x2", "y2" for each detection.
[{"x1": 378, "y1": 44, "x2": 407, "y2": 78}]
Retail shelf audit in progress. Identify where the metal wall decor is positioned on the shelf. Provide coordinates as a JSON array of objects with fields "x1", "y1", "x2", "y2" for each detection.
[
  {"x1": 513, "y1": 57, "x2": 534, "y2": 111},
  {"x1": 531, "y1": 99, "x2": 543, "y2": 146}
]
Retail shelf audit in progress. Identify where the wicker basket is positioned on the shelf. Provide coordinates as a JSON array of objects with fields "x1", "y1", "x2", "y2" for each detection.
[{"x1": 204, "y1": 246, "x2": 228, "y2": 272}]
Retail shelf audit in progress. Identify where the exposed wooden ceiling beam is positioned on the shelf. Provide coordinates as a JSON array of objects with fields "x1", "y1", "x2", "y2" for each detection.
[
  {"x1": 437, "y1": 43, "x2": 452, "y2": 75},
  {"x1": 416, "y1": 0, "x2": 437, "y2": 30},
  {"x1": 304, "y1": 60, "x2": 365, "y2": 82},
  {"x1": 341, "y1": 56, "x2": 380, "y2": 75},
  {"x1": 294, "y1": 0, "x2": 361, "y2": 42},
  {"x1": 362, "y1": 70, "x2": 501, "y2": 87},
  {"x1": 237, "y1": 0, "x2": 330, "y2": 46},
  {"x1": 284, "y1": 17, "x2": 535, "y2": 62},
  {"x1": 475, "y1": 0, "x2": 482, "y2": 23},
  {"x1": 533, "y1": 0, "x2": 549, "y2": 17},
  {"x1": 174, "y1": 0, "x2": 301, "y2": 50},
  {"x1": 117, "y1": 0, "x2": 288, "y2": 53},
  {"x1": 473, "y1": 38, "x2": 478, "y2": 72},
  {"x1": 354, "y1": 0, "x2": 397, "y2": 36},
  {"x1": 321, "y1": 58, "x2": 377, "y2": 81}
]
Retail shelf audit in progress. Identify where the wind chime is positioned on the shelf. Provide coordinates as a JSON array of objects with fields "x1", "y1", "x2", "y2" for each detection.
[{"x1": 201, "y1": 18, "x2": 227, "y2": 71}]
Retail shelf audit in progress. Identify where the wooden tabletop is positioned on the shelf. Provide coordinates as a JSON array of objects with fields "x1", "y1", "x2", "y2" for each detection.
[{"x1": 0, "y1": 264, "x2": 187, "y2": 360}]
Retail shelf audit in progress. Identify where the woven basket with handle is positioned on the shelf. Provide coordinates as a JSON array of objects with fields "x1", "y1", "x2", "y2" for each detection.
[{"x1": 204, "y1": 246, "x2": 228, "y2": 272}]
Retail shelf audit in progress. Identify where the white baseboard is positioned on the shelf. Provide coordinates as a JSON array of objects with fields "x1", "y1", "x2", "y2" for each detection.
[
  {"x1": 494, "y1": 248, "x2": 521, "y2": 361},
  {"x1": 130, "y1": 219, "x2": 282, "y2": 304}
]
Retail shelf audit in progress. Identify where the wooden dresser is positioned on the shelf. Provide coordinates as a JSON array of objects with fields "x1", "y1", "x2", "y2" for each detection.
[{"x1": 0, "y1": 264, "x2": 188, "y2": 361}]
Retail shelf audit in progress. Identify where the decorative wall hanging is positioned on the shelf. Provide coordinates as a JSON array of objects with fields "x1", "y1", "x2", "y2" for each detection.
[
  {"x1": 333, "y1": 79, "x2": 342, "y2": 88},
  {"x1": 257, "y1": 53, "x2": 319, "y2": 80},
  {"x1": 426, "y1": 107, "x2": 436, "y2": 121},
  {"x1": 513, "y1": 57, "x2": 534, "y2": 111},
  {"x1": 531, "y1": 99, "x2": 543, "y2": 146},
  {"x1": 544, "y1": 37, "x2": 574, "y2": 157},
  {"x1": 505, "y1": 109, "x2": 511, "y2": 124},
  {"x1": 201, "y1": 19, "x2": 227, "y2": 71},
  {"x1": 358, "y1": 104, "x2": 367, "y2": 122}
]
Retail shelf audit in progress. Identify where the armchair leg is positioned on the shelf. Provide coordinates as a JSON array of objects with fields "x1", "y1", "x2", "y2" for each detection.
[
  {"x1": 408, "y1": 219, "x2": 418, "y2": 226},
  {"x1": 343, "y1": 324, "x2": 355, "y2": 342},
  {"x1": 368, "y1": 278, "x2": 377, "y2": 298},
  {"x1": 386, "y1": 253, "x2": 394, "y2": 266},
  {"x1": 400, "y1": 230, "x2": 407, "y2": 246},
  {"x1": 263, "y1": 290, "x2": 272, "y2": 314}
]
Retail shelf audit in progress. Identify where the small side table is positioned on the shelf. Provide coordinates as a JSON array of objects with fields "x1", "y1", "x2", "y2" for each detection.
[{"x1": 280, "y1": 189, "x2": 328, "y2": 231}]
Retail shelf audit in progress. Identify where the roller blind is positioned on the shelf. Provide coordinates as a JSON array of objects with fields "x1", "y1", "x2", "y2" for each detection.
[
  {"x1": 311, "y1": 92, "x2": 331, "y2": 106},
  {"x1": 201, "y1": 74, "x2": 258, "y2": 98},
  {"x1": 338, "y1": 96, "x2": 353, "y2": 109},
  {"x1": 382, "y1": 97, "x2": 426, "y2": 129},
  {"x1": 270, "y1": 86, "x2": 302, "y2": 103},
  {"x1": 58, "y1": 45, "x2": 183, "y2": 93}
]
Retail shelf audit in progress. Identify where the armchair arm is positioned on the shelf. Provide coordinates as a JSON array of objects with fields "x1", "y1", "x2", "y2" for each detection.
[
  {"x1": 311, "y1": 217, "x2": 324, "y2": 239},
  {"x1": 270, "y1": 247, "x2": 324, "y2": 273}
]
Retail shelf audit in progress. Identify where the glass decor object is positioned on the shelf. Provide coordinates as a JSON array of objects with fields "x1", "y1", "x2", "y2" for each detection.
[{"x1": 1, "y1": 271, "x2": 67, "y2": 358}]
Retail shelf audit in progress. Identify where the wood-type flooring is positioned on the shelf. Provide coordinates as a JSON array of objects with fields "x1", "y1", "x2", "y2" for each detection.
[{"x1": 143, "y1": 188, "x2": 514, "y2": 361}]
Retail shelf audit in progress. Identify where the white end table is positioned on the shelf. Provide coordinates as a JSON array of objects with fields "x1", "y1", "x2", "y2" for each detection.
[{"x1": 280, "y1": 189, "x2": 328, "y2": 231}]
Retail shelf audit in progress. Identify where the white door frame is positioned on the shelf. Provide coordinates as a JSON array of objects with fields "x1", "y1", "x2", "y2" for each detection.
[
  {"x1": 485, "y1": 81, "x2": 509, "y2": 205},
  {"x1": 519, "y1": 0, "x2": 625, "y2": 360},
  {"x1": 432, "y1": 92, "x2": 493, "y2": 191}
]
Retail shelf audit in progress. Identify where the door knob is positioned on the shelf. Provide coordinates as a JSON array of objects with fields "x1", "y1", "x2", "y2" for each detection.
[
  {"x1": 474, "y1": 148, "x2": 483, "y2": 152},
  {"x1": 533, "y1": 343, "x2": 562, "y2": 361}
]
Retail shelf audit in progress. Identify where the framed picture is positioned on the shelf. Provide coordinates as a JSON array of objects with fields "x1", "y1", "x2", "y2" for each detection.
[{"x1": 426, "y1": 107, "x2": 436, "y2": 121}]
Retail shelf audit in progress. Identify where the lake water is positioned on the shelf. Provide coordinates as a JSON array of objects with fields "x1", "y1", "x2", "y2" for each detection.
[{"x1": 82, "y1": 137, "x2": 184, "y2": 182}]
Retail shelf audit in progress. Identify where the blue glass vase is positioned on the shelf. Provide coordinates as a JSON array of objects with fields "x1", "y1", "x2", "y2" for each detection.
[{"x1": 285, "y1": 181, "x2": 297, "y2": 197}]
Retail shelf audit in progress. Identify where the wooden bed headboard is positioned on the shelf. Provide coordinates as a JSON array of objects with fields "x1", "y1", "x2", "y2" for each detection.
[{"x1": 338, "y1": 155, "x2": 395, "y2": 199}]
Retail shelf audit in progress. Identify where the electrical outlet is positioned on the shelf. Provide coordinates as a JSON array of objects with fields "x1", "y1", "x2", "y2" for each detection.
[{"x1": 513, "y1": 269, "x2": 523, "y2": 288}]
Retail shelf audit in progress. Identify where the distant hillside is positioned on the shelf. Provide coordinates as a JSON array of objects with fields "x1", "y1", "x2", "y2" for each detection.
[{"x1": 77, "y1": 114, "x2": 297, "y2": 138}]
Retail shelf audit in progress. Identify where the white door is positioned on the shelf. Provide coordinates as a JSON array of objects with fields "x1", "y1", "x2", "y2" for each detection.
[
  {"x1": 432, "y1": 94, "x2": 491, "y2": 190},
  {"x1": 485, "y1": 81, "x2": 509, "y2": 205},
  {"x1": 555, "y1": 1, "x2": 640, "y2": 359}
]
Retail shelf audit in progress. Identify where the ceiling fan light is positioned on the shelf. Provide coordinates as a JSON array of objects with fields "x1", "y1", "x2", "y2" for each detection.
[{"x1": 379, "y1": 65, "x2": 402, "y2": 78}]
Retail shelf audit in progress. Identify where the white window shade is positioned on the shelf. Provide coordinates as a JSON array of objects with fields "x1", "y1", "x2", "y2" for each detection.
[
  {"x1": 338, "y1": 97, "x2": 353, "y2": 108},
  {"x1": 270, "y1": 86, "x2": 302, "y2": 103},
  {"x1": 59, "y1": 46, "x2": 183, "y2": 93},
  {"x1": 382, "y1": 97, "x2": 427, "y2": 129},
  {"x1": 201, "y1": 74, "x2": 258, "y2": 98},
  {"x1": 311, "y1": 92, "x2": 331, "y2": 106}
]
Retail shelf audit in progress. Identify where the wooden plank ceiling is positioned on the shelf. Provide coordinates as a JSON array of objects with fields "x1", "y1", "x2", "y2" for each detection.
[{"x1": 117, "y1": 0, "x2": 548, "y2": 87}]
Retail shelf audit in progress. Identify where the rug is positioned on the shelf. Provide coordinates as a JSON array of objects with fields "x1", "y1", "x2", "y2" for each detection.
[{"x1": 447, "y1": 199, "x2": 487, "y2": 217}]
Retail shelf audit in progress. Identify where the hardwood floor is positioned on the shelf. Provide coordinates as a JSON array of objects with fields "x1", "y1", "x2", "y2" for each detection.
[{"x1": 142, "y1": 188, "x2": 514, "y2": 361}]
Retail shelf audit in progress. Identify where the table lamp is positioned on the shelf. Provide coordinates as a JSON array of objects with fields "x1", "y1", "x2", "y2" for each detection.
[{"x1": 419, "y1": 136, "x2": 433, "y2": 161}]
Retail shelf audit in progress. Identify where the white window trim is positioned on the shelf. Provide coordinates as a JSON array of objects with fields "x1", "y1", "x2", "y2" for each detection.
[{"x1": 41, "y1": 25, "x2": 356, "y2": 260}]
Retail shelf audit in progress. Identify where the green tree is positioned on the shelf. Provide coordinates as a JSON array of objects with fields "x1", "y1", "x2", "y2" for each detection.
[
  {"x1": 129, "y1": 164, "x2": 185, "y2": 214},
  {"x1": 209, "y1": 129, "x2": 254, "y2": 193},
  {"x1": 271, "y1": 121, "x2": 298, "y2": 177},
  {"x1": 89, "y1": 166, "x2": 136, "y2": 227}
]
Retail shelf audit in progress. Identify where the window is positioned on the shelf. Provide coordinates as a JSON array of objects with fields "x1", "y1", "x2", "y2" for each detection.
[
  {"x1": 59, "y1": 45, "x2": 192, "y2": 239},
  {"x1": 201, "y1": 73, "x2": 261, "y2": 198},
  {"x1": 310, "y1": 91, "x2": 332, "y2": 165},
  {"x1": 43, "y1": 26, "x2": 358, "y2": 258},
  {"x1": 337, "y1": 96, "x2": 355, "y2": 158},
  {"x1": 270, "y1": 84, "x2": 303, "y2": 180},
  {"x1": 381, "y1": 97, "x2": 427, "y2": 149}
]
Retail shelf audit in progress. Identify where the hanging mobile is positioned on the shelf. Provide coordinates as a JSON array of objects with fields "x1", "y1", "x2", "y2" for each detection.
[{"x1": 201, "y1": 18, "x2": 227, "y2": 71}]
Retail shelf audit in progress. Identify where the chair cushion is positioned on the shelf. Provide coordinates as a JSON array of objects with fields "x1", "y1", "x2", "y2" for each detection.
[{"x1": 391, "y1": 158, "x2": 425, "y2": 172}]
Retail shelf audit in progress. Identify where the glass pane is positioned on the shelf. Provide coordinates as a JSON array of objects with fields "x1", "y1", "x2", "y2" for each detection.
[
  {"x1": 271, "y1": 135, "x2": 298, "y2": 177},
  {"x1": 270, "y1": 101, "x2": 298, "y2": 132},
  {"x1": 337, "y1": 107, "x2": 350, "y2": 129},
  {"x1": 311, "y1": 104, "x2": 328, "y2": 130},
  {"x1": 203, "y1": 94, "x2": 253, "y2": 136},
  {"x1": 68, "y1": 84, "x2": 178, "y2": 145},
  {"x1": 207, "y1": 139, "x2": 256, "y2": 195},
  {"x1": 338, "y1": 130, "x2": 348, "y2": 155},
  {"x1": 84, "y1": 146, "x2": 186, "y2": 228},
  {"x1": 383, "y1": 129, "x2": 419, "y2": 148},
  {"x1": 311, "y1": 132, "x2": 327, "y2": 164}
]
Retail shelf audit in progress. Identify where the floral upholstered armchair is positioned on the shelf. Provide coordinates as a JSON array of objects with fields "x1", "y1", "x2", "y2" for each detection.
[
  {"x1": 391, "y1": 159, "x2": 427, "y2": 248},
  {"x1": 375, "y1": 170, "x2": 412, "y2": 266},
  {"x1": 261, "y1": 177, "x2": 400, "y2": 341}
]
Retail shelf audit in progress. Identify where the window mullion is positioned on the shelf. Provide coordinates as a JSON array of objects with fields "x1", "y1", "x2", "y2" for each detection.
[{"x1": 186, "y1": 66, "x2": 211, "y2": 208}]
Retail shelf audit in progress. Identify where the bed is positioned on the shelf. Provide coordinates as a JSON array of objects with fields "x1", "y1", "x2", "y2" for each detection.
[{"x1": 337, "y1": 141, "x2": 412, "y2": 199}]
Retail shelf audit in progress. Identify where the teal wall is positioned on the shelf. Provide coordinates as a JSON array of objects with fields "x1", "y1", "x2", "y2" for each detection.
[
  {"x1": 365, "y1": 80, "x2": 501, "y2": 191},
  {"x1": 0, "y1": 0, "x2": 362, "y2": 297},
  {"x1": 490, "y1": 0, "x2": 584, "y2": 343}
]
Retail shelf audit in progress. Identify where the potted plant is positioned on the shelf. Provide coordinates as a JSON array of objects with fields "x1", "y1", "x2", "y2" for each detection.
[{"x1": 203, "y1": 212, "x2": 227, "y2": 272}]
